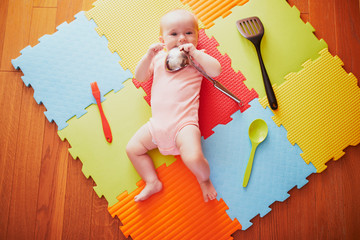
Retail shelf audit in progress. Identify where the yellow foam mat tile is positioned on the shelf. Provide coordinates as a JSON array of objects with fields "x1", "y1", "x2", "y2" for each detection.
[
  {"x1": 181, "y1": 0, "x2": 249, "y2": 28},
  {"x1": 109, "y1": 159, "x2": 241, "y2": 240},
  {"x1": 85, "y1": 0, "x2": 202, "y2": 74},
  {"x1": 259, "y1": 48, "x2": 360, "y2": 173},
  {"x1": 205, "y1": 0, "x2": 327, "y2": 97},
  {"x1": 58, "y1": 80, "x2": 176, "y2": 206}
]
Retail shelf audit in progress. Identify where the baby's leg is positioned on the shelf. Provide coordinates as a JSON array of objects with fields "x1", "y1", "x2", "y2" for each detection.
[
  {"x1": 176, "y1": 125, "x2": 217, "y2": 202},
  {"x1": 126, "y1": 123, "x2": 162, "y2": 202}
]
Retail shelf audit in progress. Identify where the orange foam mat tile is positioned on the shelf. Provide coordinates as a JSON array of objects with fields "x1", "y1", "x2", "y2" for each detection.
[
  {"x1": 108, "y1": 159, "x2": 241, "y2": 240},
  {"x1": 259, "y1": 48, "x2": 360, "y2": 173},
  {"x1": 181, "y1": 0, "x2": 249, "y2": 28}
]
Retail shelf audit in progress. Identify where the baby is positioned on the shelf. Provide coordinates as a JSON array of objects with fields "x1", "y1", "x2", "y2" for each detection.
[{"x1": 126, "y1": 9, "x2": 221, "y2": 202}]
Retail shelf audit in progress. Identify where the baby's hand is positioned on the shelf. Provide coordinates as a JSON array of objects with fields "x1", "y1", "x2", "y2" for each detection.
[
  {"x1": 178, "y1": 43, "x2": 197, "y2": 55},
  {"x1": 147, "y1": 43, "x2": 164, "y2": 57}
]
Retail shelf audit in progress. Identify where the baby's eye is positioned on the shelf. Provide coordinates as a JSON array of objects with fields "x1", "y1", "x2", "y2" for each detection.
[
  {"x1": 171, "y1": 32, "x2": 177, "y2": 36},
  {"x1": 186, "y1": 31, "x2": 193, "y2": 35}
]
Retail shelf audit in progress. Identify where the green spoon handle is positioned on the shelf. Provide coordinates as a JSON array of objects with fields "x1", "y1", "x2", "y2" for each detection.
[{"x1": 243, "y1": 143, "x2": 258, "y2": 187}]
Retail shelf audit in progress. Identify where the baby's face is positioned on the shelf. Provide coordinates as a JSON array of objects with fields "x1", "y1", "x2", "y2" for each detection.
[{"x1": 160, "y1": 11, "x2": 198, "y2": 51}]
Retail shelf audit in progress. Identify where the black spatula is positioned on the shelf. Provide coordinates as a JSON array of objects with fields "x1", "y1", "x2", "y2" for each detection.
[{"x1": 236, "y1": 17, "x2": 278, "y2": 110}]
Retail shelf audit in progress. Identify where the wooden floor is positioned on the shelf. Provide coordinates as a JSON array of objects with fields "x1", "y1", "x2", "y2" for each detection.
[{"x1": 0, "y1": 0, "x2": 359, "y2": 239}]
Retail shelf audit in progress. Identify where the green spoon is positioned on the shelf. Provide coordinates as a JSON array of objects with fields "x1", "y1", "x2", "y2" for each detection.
[{"x1": 243, "y1": 119, "x2": 268, "y2": 188}]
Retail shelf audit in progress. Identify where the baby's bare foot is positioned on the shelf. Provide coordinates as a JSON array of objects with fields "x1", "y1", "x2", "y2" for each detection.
[
  {"x1": 199, "y1": 180, "x2": 217, "y2": 202},
  {"x1": 134, "y1": 180, "x2": 163, "y2": 202}
]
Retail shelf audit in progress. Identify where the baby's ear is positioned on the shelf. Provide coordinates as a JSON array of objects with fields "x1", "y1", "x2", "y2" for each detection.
[{"x1": 159, "y1": 36, "x2": 164, "y2": 43}]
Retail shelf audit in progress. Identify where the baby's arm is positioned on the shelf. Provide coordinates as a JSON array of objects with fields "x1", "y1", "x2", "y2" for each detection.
[
  {"x1": 179, "y1": 44, "x2": 221, "y2": 78},
  {"x1": 135, "y1": 43, "x2": 164, "y2": 82}
]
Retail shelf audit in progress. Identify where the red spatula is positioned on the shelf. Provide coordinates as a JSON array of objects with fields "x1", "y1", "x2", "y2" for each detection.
[{"x1": 91, "y1": 82, "x2": 112, "y2": 143}]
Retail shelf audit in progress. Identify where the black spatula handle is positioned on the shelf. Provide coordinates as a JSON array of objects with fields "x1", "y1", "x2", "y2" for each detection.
[{"x1": 255, "y1": 45, "x2": 278, "y2": 110}]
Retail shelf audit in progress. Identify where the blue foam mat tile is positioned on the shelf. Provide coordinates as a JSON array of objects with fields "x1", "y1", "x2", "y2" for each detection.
[
  {"x1": 12, "y1": 11, "x2": 133, "y2": 130},
  {"x1": 202, "y1": 99, "x2": 317, "y2": 230}
]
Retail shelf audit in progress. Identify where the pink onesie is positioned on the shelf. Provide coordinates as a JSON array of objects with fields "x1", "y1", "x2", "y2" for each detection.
[{"x1": 148, "y1": 50, "x2": 203, "y2": 155}]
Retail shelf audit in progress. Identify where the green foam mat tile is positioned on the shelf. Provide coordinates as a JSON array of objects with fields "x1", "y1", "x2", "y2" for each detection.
[
  {"x1": 206, "y1": 0, "x2": 327, "y2": 97},
  {"x1": 58, "y1": 80, "x2": 176, "y2": 206}
]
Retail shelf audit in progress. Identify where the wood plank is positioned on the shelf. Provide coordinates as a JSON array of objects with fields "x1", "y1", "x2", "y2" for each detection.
[
  {"x1": 287, "y1": 0, "x2": 310, "y2": 24},
  {"x1": 90, "y1": 194, "x2": 125, "y2": 240},
  {"x1": 0, "y1": 0, "x2": 33, "y2": 71},
  {"x1": 0, "y1": 0, "x2": 10, "y2": 69},
  {"x1": 15, "y1": 8, "x2": 58, "y2": 238},
  {"x1": 285, "y1": 181, "x2": 317, "y2": 239},
  {"x1": 287, "y1": 0, "x2": 309, "y2": 13},
  {"x1": 55, "y1": 0, "x2": 84, "y2": 26},
  {"x1": 6, "y1": 79, "x2": 46, "y2": 239},
  {"x1": 334, "y1": 0, "x2": 360, "y2": 80},
  {"x1": 28, "y1": 8, "x2": 57, "y2": 47},
  {"x1": 314, "y1": 160, "x2": 345, "y2": 239},
  {"x1": 300, "y1": 13, "x2": 309, "y2": 23},
  {"x1": 259, "y1": 201, "x2": 290, "y2": 239},
  {"x1": 232, "y1": 215, "x2": 261, "y2": 238},
  {"x1": 308, "y1": 0, "x2": 337, "y2": 53},
  {"x1": 34, "y1": 124, "x2": 70, "y2": 240},
  {"x1": 4, "y1": 10, "x2": 53, "y2": 238},
  {"x1": 33, "y1": 0, "x2": 57, "y2": 8},
  {"x1": 61, "y1": 157, "x2": 93, "y2": 240},
  {"x1": 82, "y1": 0, "x2": 96, "y2": 12},
  {"x1": 0, "y1": 72, "x2": 24, "y2": 240},
  {"x1": 341, "y1": 146, "x2": 360, "y2": 239}
]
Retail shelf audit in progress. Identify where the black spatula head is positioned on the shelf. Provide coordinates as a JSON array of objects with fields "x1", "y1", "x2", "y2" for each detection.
[{"x1": 236, "y1": 17, "x2": 264, "y2": 45}]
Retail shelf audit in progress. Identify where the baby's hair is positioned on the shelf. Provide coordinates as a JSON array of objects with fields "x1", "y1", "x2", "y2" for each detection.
[{"x1": 160, "y1": 9, "x2": 199, "y2": 35}]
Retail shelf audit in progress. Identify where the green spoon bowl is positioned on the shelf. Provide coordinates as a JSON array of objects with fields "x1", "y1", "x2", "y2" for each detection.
[
  {"x1": 249, "y1": 119, "x2": 268, "y2": 143},
  {"x1": 243, "y1": 119, "x2": 268, "y2": 187}
]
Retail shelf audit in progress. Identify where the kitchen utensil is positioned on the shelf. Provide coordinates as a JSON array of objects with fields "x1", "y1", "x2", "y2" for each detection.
[
  {"x1": 236, "y1": 17, "x2": 278, "y2": 110},
  {"x1": 243, "y1": 119, "x2": 268, "y2": 187},
  {"x1": 165, "y1": 47, "x2": 243, "y2": 106},
  {"x1": 91, "y1": 81, "x2": 113, "y2": 143}
]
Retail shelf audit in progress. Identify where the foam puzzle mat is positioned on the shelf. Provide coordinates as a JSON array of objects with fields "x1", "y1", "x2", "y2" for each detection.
[
  {"x1": 202, "y1": 99, "x2": 317, "y2": 230},
  {"x1": 205, "y1": 0, "x2": 328, "y2": 97},
  {"x1": 180, "y1": 0, "x2": 249, "y2": 28},
  {"x1": 12, "y1": 11, "x2": 132, "y2": 130},
  {"x1": 259, "y1": 49, "x2": 360, "y2": 173},
  {"x1": 12, "y1": 0, "x2": 360, "y2": 238},
  {"x1": 58, "y1": 80, "x2": 176, "y2": 206},
  {"x1": 109, "y1": 159, "x2": 241, "y2": 240},
  {"x1": 86, "y1": 0, "x2": 200, "y2": 74}
]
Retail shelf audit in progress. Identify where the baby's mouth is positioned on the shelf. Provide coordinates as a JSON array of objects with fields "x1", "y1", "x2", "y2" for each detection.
[{"x1": 177, "y1": 42, "x2": 187, "y2": 47}]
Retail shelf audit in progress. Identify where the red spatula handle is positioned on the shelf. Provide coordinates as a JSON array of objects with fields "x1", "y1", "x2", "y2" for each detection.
[
  {"x1": 94, "y1": 97, "x2": 112, "y2": 143},
  {"x1": 91, "y1": 82, "x2": 113, "y2": 143}
]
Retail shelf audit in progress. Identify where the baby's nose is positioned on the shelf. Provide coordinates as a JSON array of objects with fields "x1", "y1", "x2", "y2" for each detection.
[{"x1": 178, "y1": 34, "x2": 186, "y2": 42}]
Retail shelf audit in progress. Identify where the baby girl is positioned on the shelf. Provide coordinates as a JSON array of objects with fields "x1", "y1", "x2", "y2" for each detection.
[{"x1": 126, "y1": 9, "x2": 221, "y2": 202}]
